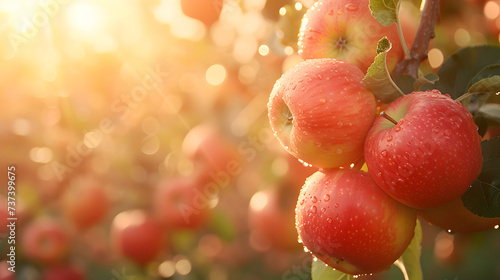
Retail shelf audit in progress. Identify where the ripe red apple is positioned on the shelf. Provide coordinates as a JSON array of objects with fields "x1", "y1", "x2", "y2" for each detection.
[
  {"x1": 180, "y1": 0, "x2": 222, "y2": 27},
  {"x1": 60, "y1": 177, "x2": 110, "y2": 230},
  {"x1": 295, "y1": 168, "x2": 417, "y2": 275},
  {"x1": 111, "y1": 209, "x2": 165, "y2": 266},
  {"x1": 21, "y1": 217, "x2": 70, "y2": 264},
  {"x1": 418, "y1": 198, "x2": 500, "y2": 233},
  {"x1": 298, "y1": 0, "x2": 407, "y2": 72},
  {"x1": 248, "y1": 186, "x2": 302, "y2": 251},
  {"x1": 0, "y1": 261, "x2": 14, "y2": 280},
  {"x1": 182, "y1": 123, "x2": 240, "y2": 179},
  {"x1": 267, "y1": 58, "x2": 376, "y2": 169},
  {"x1": 41, "y1": 265, "x2": 85, "y2": 280},
  {"x1": 153, "y1": 177, "x2": 209, "y2": 229},
  {"x1": 364, "y1": 90, "x2": 483, "y2": 209}
]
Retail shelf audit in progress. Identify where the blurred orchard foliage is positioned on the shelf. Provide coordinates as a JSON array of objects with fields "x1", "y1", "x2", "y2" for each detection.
[{"x1": 0, "y1": 0, "x2": 499, "y2": 279}]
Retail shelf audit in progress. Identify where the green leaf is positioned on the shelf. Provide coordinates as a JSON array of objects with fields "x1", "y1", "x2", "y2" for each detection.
[
  {"x1": 393, "y1": 220, "x2": 423, "y2": 280},
  {"x1": 311, "y1": 258, "x2": 348, "y2": 280},
  {"x1": 369, "y1": 0, "x2": 401, "y2": 26},
  {"x1": 414, "y1": 73, "x2": 439, "y2": 92},
  {"x1": 424, "y1": 45, "x2": 500, "y2": 99},
  {"x1": 362, "y1": 37, "x2": 405, "y2": 103},
  {"x1": 462, "y1": 137, "x2": 500, "y2": 218},
  {"x1": 479, "y1": 103, "x2": 500, "y2": 124},
  {"x1": 394, "y1": 75, "x2": 416, "y2": 94},
  {"x1": 456, "y1": 65, "x2": 500, "y2": 113}
]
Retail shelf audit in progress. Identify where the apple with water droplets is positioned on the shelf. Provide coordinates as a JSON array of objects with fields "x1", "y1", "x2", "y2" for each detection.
[
  {"x1": 295, "y1": 168, "x2": 417, "y2": 275},
  {"x1": 418, "y1": 198, "x2": 500, "y2": 233},
  {"x1": 298, "y1": 0, "x2": 407, "y2": 72},
  {"x1": 267, "y1": 58, "x2": 376, "y2": 169},
  {"x1": 364, "y1": 90, "x2": 483, "y2": 209}
]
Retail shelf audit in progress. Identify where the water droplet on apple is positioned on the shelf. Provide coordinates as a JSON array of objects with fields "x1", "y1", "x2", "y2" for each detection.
[
  {"x1": 312, "y1": 196, "x2": 318, "y2": 203},
  {"x1": 377, "y1": 172, "x2": 382, "y2": 177},
  {"x1": 395, "y1": 126, "x2": 401, "y2": 132},
  {"x1": 317, "y1": 74, "x2": 323, "y2": 80},
  {"x1": 336, "y1": 9, "x2": 343, "y2": 15},
  {"x1": 304, "y1": 246, "x2": 310, "y2": 253},
  {"x1": 432, "y1": 127, "x2": 440, "y2": 133},
  {"x1": 334, "y1": 203, "x2": 339, "y2": 208},
  {"x1": 494, "y1": 225, "x2": 499, "y2": 230},
  {"x1": 323, "y1": 194, "x2": 330, "y2": 202},
  {"x1": 329, "y1": 9, "x2": 334, "y2": 15},
  {"x1": 315, "y1": 141, "x2": 322, "y2": 147},
  {"x1": 336, "y1": 121, "x2": 343, "y2": 128},
  {"x1": 444, "y1": 130, "x2": 451, "y2": 136},
  {"x1": 381, "y1": 150, "x2": 388, "y2": 157},
  {"x1": 345, "y1": 4, "x2": 359, "y2": 11},
  {"x1": 336, "y1": 149, "x2": 343, "y2": 155},
  {"x1": 311, "y1": 205, "x2": 317, "y2": 213},
  {"x1": 327, "y1": 217, "x2": 333, "y2": 223},
  {"x1": 387, "y1": 135, "x2": 393, "y2": 142}
]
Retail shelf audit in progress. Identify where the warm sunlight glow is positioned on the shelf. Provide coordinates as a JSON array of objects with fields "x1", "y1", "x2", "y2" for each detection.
[
  {"x1": 206, "y1": 64, "x2": 227, "y2": 86},
  {"x1": 454, "y1": 28, "x2": 471, "y2": 47},
  {"x1": 65, "y1": 1, "x2": 105, "y2": 37},
  {"x1": 485, "y1": 1, "x2": 500, "y2": 20},
  {"x1": 428, "y1": 48, "x2": 444, "y2": 69},
  {"x1": 250, "y1": 191, "x2": 268, "y2": 212}
]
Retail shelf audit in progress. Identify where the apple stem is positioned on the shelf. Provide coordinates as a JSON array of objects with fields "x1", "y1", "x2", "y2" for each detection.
[{"x1": 380, "y1": 111, "x2": 398, "y2": 125}]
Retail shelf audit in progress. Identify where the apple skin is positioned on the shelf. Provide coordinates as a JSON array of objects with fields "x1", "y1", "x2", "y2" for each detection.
[
  {"x1": 418, "y1": 198, "x2": 500, "y2": 233},
  {"x1": 295, "y1": 168, "x2": 417, "y2": 275},
  {"x1": 364, "y1": 90, "x2": 483, "y2": 209},
  {"x1": 153, "y1": 177, "x2": 209, "y2": 230},
  {"x1": 268, "y1": 58, "x2": 376, "y2": 169},
  {"x1": 21, "y1": 218, "x2": 71, "y2": 264},
  {"x1": 111, "y1": 209, "x2": 165, "y2": 266},
  {"x1": 182, "y1": 123, "x2": 240, "y2": 179},
  {"x1": 180, "y1": 0, "x2": 222, "y2": 27},
  {"x1": 248, "y1": 187, "x2": 302, "y2": 251},
  {"x1": 61, "y1": 177, "x2": 110, "y2": 230},
  {"x1": 298, "y1": 0, "x2": 406, "y2": 72}
]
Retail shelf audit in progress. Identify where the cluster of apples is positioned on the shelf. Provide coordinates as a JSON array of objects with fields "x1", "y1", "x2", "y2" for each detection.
[{"x1": 267, "y1": 0, "x2": 497, "y2": 276}]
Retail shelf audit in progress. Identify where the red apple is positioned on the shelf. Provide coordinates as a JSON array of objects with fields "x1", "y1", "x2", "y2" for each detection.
[
  {"x1": 111, "y1": 209, "x2": 165, "y2": 266},
  {"x1": 60, "y1": 177, "x2": 110, "y2": 230},
  {"x1": 153, "y1": 177, "x2": 209, "y2": 229},
  {"x1": 41, "y1": 265, "x2": 85, "y2": 280},
  {"x1": 418, "y1": 198, "x2": 500, "y2": 233},
  {"x1": 295, "y1": 168, "x2": 417, "y2": 275},
  {"x1": 267, "y1": 58, "x2": 376, "y2": 169},
  {"x1": 0, "y1": 261, "x2": 14, "y2": 280},
  {"x1": 364, "y1": 90, "x2": 483, "y2": 209},
  {"x1": 248, "y1": 186, "x2": 302, "y2": 251},
  {"x1": 298, "y1": 0, "x2": 407, "y2": 72},
  {"x1": 182, "y1": 123, "x2": 240, "y2": 180},
  {"x1": 21, "y1": 217, "x2": 70, "y2": 264},
  {"x1": 180, "y1": 0, "x2": 222, "y2": 27}
]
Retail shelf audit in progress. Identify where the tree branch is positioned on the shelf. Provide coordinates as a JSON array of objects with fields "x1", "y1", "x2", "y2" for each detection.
[{"x1": 393, "y1": 0, "x2": 440, "y2": 79}]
